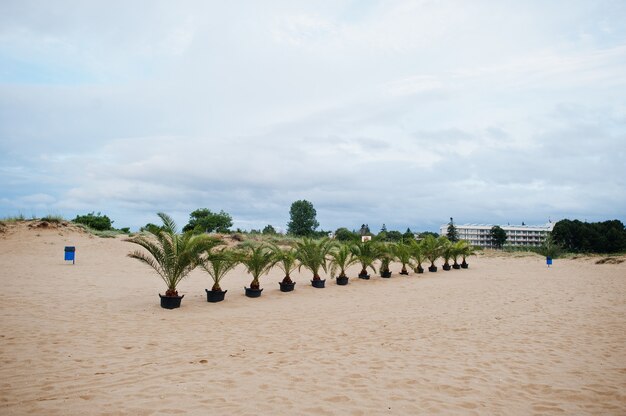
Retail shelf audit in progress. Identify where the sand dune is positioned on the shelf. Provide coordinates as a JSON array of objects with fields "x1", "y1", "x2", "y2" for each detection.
[{"x1": 1, "y1": 222, "x2": 625, "y2": 415}]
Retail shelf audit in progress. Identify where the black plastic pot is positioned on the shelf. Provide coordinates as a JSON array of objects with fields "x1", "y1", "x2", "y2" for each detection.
[
  {"x1": 205, "y1": 289, "x2": 227, "y2": 303},
  {"x1": 279, "y1": 281, "x2": 296, "y2": 292},
  {"x1": 358, "y1": 272, "x2": 370, "y2": 279},
  {"x1": 399, "y1": 269, "x2": 409, "y2": 275},
  {"x1": 159, "y1": 294, "x2": 184, "y2": 309},
  {"x1": 416, "y1": 266, "x2": 424, "y2": 274},
  {"x1": 336, "y1": 276, "x2": 349, "y2": 285},
  {"x1": 461, "y1": 261, "x2": 469, "y2": 269},
  {"x1": 245, "y1": 287, "x2": 264, "y2": 298},
  {"x1": 443, "y1": 264, "x2": 451, "y2": 271},
  {"x1": 452, "y1": 264, "x2": 461, "y2": 270},
  {"x1": 311, "y1": 279, "x2": 326, "y2": 288},
  {"x1": 428, "y1": 265, "x2": 437, "y2": 272},
  {"x1": 381, "y1": 270, "x2": 392, "y2": 278}
]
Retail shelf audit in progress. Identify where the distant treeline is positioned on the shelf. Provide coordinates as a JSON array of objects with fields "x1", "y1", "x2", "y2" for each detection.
[{"x1": 551, "y1": 219, "x2": 626, "y2": 253}]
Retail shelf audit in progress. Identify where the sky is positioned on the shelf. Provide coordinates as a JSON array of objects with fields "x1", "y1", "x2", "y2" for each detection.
[{"x1": 1, "y1": 0, "x2": 625, "y2": 233}]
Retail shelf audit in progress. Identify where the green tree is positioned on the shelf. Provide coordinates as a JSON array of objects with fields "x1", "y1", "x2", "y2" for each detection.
[
  {"x1": 240, "y1": 244, "x2": 275, "y2": 290},
  {"x1": 446, "y1": 217, "x2": 459, "y2": 242},
  {"x1": 329, "y1": 244, "x2": 359, "y2": 279},
  {"x1": 140, "y1": 223, "x2": 164, "y2": 234},
  {"x1": 287, "y1": 200, "x2": 319, "y2": 236},
  {"x1": 126, "y1": 213, "x2": 221, "y2": 296},
  {"x1": 334, "y1": 227, "x2": 359, "y2": 242},
  {"x1": 73, "y1": 212, "x2": 113, "y2": 231},
  {"x1": 350, "y1": 240, "x2": 382, "y2": 278},
  {"x1": 183, "y1": 208, "x2": 233, "y2": 233},
  {"x1": 386, "y1": 230, "x2": 403, "y2": 242},
  {"x1": 419, "y1": 231, "x2": 439, "y2": 239},
  {"x1": 201, "y1": 248, "x2": 239, "y2": 292},
  {"x1": 262, "y1": 224, "x2": 277, "y2": 235},
  {"x1": 552, "y1": 219, "x2": 626, "y2": 253},
  {"x1": 393, "y1": 242, "x2": 413, "y2": 274},
  {"x1": 270, "y1": 245, "x2": 299, "y2": 285},
  {"x1": 489, "y1": 225, "x2": 507, "y2": 249},
  {"x1": 422, "y1": 235, "x2": 445, "y2": 271},
  {"x1": 295, "y1": 238, "x2": 335, "y2": 281},
  {"x1": 403, "y1": 228, "x2": 415, "y2": 241}
]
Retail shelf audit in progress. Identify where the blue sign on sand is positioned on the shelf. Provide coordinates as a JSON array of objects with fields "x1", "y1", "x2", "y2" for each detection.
[{"x1": 64, "y1": 246, "x2": 76, "y2": 264}]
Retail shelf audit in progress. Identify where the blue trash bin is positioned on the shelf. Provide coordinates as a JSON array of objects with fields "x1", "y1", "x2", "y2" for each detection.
[
  {"x1": 65, "y1": 246, "x2": 76, "y2": 264},
  {"x1": 546, "y1": 256, "x2": 552, "y2": 267}
]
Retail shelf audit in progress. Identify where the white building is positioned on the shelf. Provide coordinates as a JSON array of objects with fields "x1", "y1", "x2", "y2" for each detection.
[{"x1": 439, "y1": 223, "x2": 555, "y2": 248}]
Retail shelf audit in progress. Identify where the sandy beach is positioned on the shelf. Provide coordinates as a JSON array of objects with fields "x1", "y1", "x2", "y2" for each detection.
[{"x1": 1, "y1": 221, "x2": 625, "y2": 415}]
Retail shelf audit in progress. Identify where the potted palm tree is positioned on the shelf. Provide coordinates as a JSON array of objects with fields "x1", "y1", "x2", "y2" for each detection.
[
  {"x1": 240, "y1": 244, "x2": 275, "y2": 297},
  {"x1": 296, "y1": 238, "x2": 335, "y2": 288},
  {"x1": 126, "y1": 212, "x2": 220, "y2": 309},
  {"x1": 329, "y1": 243, "x2": 358, "y2": 285},
  {"x1": 461, "y1": 243, "x2": 478, "y2": 269},
  {"x1": 201, "y1": 248, "x2": 239, "y2": 302},
  {"x1": 451, "y1": 241, "x2": 467, "y2": 269},
  {"x1": 378, "y1": 243, "x2": 395, "y2": 278},
  {"x1": 421, "y1": 235, "x2": 443, "y2": 273},
  {"x1": 350, "y1": 240, "x2": 380, "y2": 279},
  {"x1": 393, "y1": 242, "x2": 413, "y2": 275},
  {"x1": 441, "y1": 239, "x2": 453, "y2": 271},
  {"x1": 271, "y1": 244, "x2": 299, "y2": 292},
  {"x1": 409, "y1": 240, "x2": 425, "y2": 273}
]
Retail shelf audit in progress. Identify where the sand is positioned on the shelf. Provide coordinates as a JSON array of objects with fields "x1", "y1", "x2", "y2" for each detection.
[{"x1": 1, "y1": 221, "x2": 625, "y2": 415}]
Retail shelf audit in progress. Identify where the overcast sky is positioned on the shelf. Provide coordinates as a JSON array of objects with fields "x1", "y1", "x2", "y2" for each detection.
[{"x1": 1, "y1": 0, "x2": 625, "y2": 232}]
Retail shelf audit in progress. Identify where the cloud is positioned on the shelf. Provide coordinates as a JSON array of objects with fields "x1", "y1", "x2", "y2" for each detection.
[{"x1": 1, "y1": 1, "x2": 625, "y2": 230}]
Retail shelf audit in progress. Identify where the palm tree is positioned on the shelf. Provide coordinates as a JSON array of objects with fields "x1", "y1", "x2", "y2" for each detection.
[
  {"x1": 296, "y1": 238, "x2": 335, "y2": 287},
  {"x1": 329, "y1": 243, "x2": 359, "y2": 284},
  {"x1": 378, "y1": 243, "x2": 396, "y2": 277},
  {"x1": 393, "y1": 242, "x2": 413, "y2": 275},
  {"x1": 126, "y1": 212, "x2": 220, "y2": 300},
  {"x1": 271, "y1": 244, "x2": 299, "y2": 290},
  {"x1": 409, "y1": 239, "x2": 426, "y2": 273},
  {"x1": 240, "y1": 244, "x2": 275, "y2": 294},
  {"x1": 421, "y1": 235, "x2": 444, "y2": 272},
  {"x1": 461, "y1": 243, "x2": 479, "y2": 269},
  {"x1": 350, "y1": 240, "x2": 381, "y2": 279},
  {"x1": 201, "y1": 248, "x2": 239, "y2": 292},
  {"x1": 441, "y1": 238, "x2": 453, "y2": 271},
  {"x1": 451, "y1": 240, "x2": 467, "y2": 269}
]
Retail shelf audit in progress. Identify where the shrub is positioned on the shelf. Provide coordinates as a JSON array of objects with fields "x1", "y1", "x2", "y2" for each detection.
[
  {"x1": 73, "y1": 212, "x2": 113, "y2": 231},
  {"x1": 41, "y1": 215, "x2": 64, "y2": 223}
]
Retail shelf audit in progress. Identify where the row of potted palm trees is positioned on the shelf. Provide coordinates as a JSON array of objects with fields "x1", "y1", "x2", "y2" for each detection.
[{"x1": 126, "y1": 213, "x2": 477, "y2": 309}]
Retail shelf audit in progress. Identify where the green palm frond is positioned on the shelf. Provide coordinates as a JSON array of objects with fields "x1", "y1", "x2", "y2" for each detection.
[
  {"x1": 270, "y1": 244, "x2": 299, "y2": 276},
  {"x1": 441, "y1": 238, "x2": 454, "y2": 262},
  {"x1": 126, "y1": 213, "x2": 221, "y2": 293},
  {"x1": 350, "y1": 240, "x2": 382, "y2": 274},
  {"x1": 240, "y1": 244, "x2": 275, "y2": 287},
  {"x1": 421, "y1": 235, "x2": 446, "y2": 265},
  {"x1": 329, "y1": 243, "x2": 359, "y2": 278},
  {"x1": 295, "y1": 238, "x2": 335, "y2": 279},
  {"x1": 409, "y1": 239, "x2": 425, "y2": 268},
  {"x1": 462, "y1": 242, "x2": 479, "y2": 260},
  {"x1": 201, "y1": 248, "x2": 240, "y2": 291},
  {"x1": 392, "y1": 242, "x2": 414, "y2": 269},
  {"x1": 451, "y1": 240, "x2": 468, "y2": 262}
]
